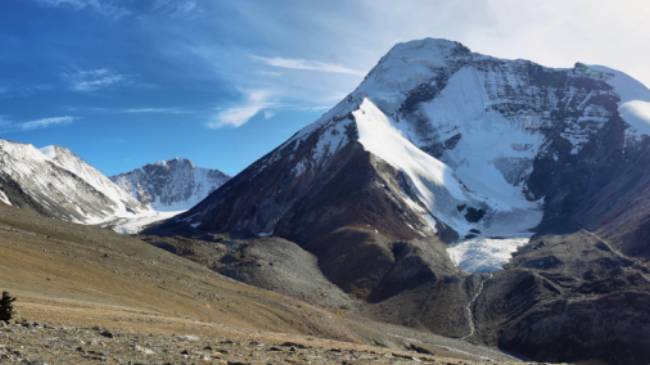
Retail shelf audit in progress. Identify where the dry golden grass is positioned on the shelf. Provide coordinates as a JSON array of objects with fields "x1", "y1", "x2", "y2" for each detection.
[{"x1": 0, "y1": 204, "x2": 358, "y2": 340}]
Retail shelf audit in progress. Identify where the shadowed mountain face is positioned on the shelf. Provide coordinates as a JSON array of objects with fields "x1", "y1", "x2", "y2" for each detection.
[
  {"x1": 476, "y1": 231, "x2": 650, "y2": 365},
  {"x1": 147, "y1": 38, "x2": 650, "y2": 365}
]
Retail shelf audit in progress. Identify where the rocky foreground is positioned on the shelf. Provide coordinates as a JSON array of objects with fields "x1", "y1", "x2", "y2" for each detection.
[{"x1": 0, "y1": 320, "x2": 561, "y2": 365}]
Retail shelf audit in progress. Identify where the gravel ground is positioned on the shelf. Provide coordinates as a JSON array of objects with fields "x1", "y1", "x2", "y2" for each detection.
[{"x1": 0, "y1": 320, "x2": 563, "y2": 365}]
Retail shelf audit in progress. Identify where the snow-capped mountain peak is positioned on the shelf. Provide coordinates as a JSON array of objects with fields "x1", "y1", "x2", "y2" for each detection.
[
  {"x1": 355, "y1": 38, "x2": 471, "y2": 112},
  {"x1": 0, "y1": 139, "x2": 150, "y2": 224},
  {"x1": 111, "y1": 158, "x2": 229, "y2": 212},
  {"x1": 156, "y1": 38, "x2": 650, "y2": 274}
]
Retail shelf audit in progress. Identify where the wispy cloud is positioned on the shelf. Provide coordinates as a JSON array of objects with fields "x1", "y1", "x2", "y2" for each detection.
[
  {"x1": 252, "y1": 55, "x2": 363, "y2": 76},
  {"x1": 151, "y1": 0, "x2": 199, "y2": 17},
  {"x1": 33, "y1": 0, "x2": 131, "y2": 18},
  {"x1": 63, "y1": 68, "x2": 125, "y2": 92},
  {"x1": 122, "y1": 107, "x2": 190, "y2": 114},
  {"x1": 207, "y1": 90, "x2": 274, "y2": 129},
  {"x1": 34, "y1": 0, "x2": 202, "y2": 19},
  {"x1": 21, "y1": 116, "x2": 76, "y2": 130}
]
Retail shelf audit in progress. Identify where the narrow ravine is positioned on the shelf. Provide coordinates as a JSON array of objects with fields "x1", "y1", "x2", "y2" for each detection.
[{"x1": 461, "y1": 274, "x2": 490, "y2": 340}]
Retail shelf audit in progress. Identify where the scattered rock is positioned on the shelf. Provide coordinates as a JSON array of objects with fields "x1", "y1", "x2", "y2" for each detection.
[
  {"x1": 135, "y1": 344, "x2": 155, "y2": 355},
  {"x1": 279, "y1": 341, "x2": 307, "y2": 349},
  {"x1": 98, "y1": 329, "x2": 113, "y2": 338},
  {"x1": 0, "y1": 320, "x2": 524, "y2": 364},
  {"x1": 178, "y1": 334, "x2": 200, "y2": 342}
]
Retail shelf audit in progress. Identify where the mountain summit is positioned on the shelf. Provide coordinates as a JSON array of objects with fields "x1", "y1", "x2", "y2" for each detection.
[
  {"x1": 158, "y1": 38, "x2": 650, "y2": 272},
  {"x1": 148, "y1": 38, "x2": 650, "y2": 364},
  {"x1": 111, "y1": 158, "x2": 229, "y2": 212}
]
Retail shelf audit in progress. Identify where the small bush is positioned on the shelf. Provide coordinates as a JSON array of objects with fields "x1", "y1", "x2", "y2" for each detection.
[{"x1": 0, "y1": 291, "x2": 16, "y2": 322}]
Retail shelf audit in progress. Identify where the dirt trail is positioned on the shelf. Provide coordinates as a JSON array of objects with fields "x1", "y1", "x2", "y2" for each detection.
[{"x1": 582, "y1": 229, "x2": 630, "y2": 260}]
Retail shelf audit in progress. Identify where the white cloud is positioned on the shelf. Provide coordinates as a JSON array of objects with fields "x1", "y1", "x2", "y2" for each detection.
[
  {"x1": 63, "y1": 68, "x2": 125, "y2": 92},
  {"x1": 207, "y1": 90, "x2": 274, "y2": 129},
  {"x1": 252, "y1": 55, "x2": 363, "y2": 76},
  {"x1": 151, "y1": 0, "x2": 199, "y2": 16},
  {"x1": 21, "y1": 116, "x2": 76, "y2": 130},
  {"x1": 36, "y1": 0, "x2": 91, "y2": 9}
]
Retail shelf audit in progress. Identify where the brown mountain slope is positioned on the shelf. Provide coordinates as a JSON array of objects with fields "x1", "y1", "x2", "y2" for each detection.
[
  {"x1": 0, "y1": 203, "x2": 352, "y2": 339},
  {"x1": 0, "y1": 204, "x2": 524, "y2": 364}
]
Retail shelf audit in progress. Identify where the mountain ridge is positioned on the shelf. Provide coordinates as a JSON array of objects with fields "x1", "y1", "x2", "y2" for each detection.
[
  {"x1": 157, "y1": 37, "x2": 650, "y2": 270},
  {"x1": 147, "y1": 38, "x2": 650, "y2": 364}
]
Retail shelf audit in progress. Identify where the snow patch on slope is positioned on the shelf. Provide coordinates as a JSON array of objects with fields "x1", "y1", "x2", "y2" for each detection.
[
  {"x1": 620, "y1": 101, "x2": 650, "y2": 135},
  {"x1": 354, "y1": 98, "x2": 479, "y2": 235},
  {"x1": 111, "y1": 210, "x2": 182, "y2": 234},
  {"x1": 590, "y1": 65, "x2": 650, "y2": 137},
  {"x1": 420, "y1": 66, "x2": 545, "y2": 216},
  {"x1": 291, "y1": 118, "x2": 353, "y2": 176}
]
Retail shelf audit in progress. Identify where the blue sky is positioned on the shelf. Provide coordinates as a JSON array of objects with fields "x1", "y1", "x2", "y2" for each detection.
[{"x1": 1, "y1": 0, "x2": 648, "y2": 176}]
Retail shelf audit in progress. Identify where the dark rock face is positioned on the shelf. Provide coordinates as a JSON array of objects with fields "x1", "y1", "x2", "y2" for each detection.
[
  {"x1": 473, "y1": 232, "x2": 650, "y2": 365},
  {"x1": 500, "y1": 292, "x2": 650, "y2": 365}
]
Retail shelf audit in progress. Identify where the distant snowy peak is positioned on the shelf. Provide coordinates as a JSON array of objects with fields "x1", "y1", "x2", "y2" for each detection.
[
  {"x1": 40, "y1": 145, "x2": 144, "y2": 214},
  {"x1": 111, "y1": 158, "x2": 229, "y2": 212},
  {"x1": 0, "y1": 139, "x2": 150, "y2": 224}
]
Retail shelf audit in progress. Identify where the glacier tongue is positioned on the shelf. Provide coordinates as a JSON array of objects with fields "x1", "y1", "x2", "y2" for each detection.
[{"x1": 447, "y1": 236, "x2": 530, "y2": 273}]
